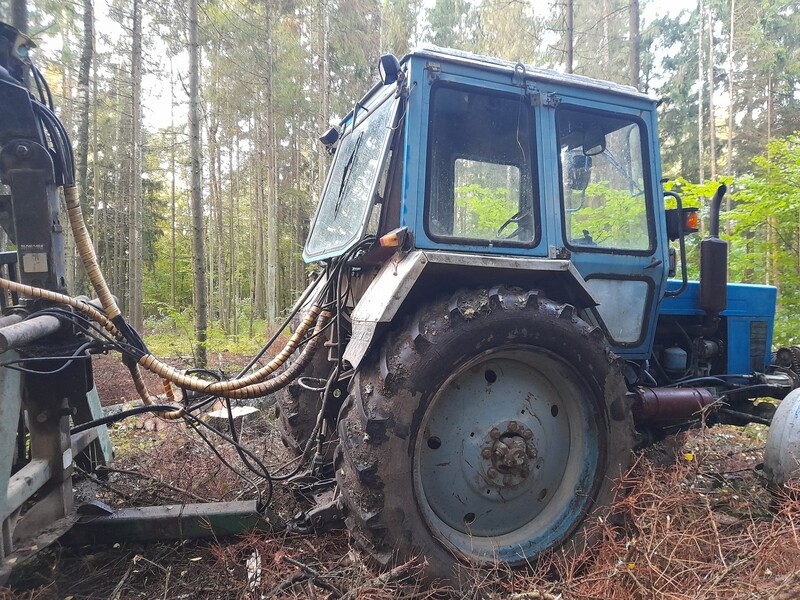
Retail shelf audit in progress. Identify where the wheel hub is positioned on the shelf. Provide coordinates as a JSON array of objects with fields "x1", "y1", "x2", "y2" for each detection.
[{"x1": 482, "y1": 421, "x2": 537, "y2": 487}]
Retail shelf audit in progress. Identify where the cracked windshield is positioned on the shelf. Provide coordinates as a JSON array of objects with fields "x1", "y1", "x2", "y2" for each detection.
[{"x1": 305, "y1": 96, "x2": 394, "y2": 258}]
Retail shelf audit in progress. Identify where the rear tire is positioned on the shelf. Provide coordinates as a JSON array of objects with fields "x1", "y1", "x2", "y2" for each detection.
[
  {"x1": 275, "y1": 341, "x2": 332, "y2": 455},
  {"x1": 336, "y1": 286, "x2": 635, "y2": 581}
]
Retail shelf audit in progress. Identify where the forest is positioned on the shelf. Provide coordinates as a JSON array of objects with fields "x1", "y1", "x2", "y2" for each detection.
[{"x1": 0, "y1": 0, "x2": 798, "y2": 357}]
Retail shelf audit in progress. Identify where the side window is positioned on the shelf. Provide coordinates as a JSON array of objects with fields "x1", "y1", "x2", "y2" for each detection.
[
  {"x1": 426, "y1": 85, "x2": 538, "y2": 246},
  {"x1": 557, "y1": 107, "x2": 652, "y2": 252}
]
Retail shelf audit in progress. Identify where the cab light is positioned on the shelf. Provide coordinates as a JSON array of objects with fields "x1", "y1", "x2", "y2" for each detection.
[
  {"x1": 683, "y1": 208, "x2": 699, "y2": 234},
  {"x1": 379, "y1": 227, "x2": 408, "y2": 248}
]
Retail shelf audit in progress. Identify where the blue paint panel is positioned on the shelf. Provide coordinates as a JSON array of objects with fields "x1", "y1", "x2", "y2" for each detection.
[
  {"x1": 401, "y1": 54, "x2": 668, "y2": 360},
  {"x1": 660, "y1": 280, "x2": 777, "y2": 372}
]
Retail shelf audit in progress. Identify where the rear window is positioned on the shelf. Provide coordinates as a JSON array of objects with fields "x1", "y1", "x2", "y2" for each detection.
[{"x1": 425, "y1": 85, "x2": 539, "y2": 247}]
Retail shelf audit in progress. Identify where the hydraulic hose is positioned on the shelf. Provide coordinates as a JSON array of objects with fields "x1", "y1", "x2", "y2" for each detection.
[
  {"x1": 64, "y1": 185, "x2": 120, "y2": 320},
  {"x1": 0, "y1": 276, "x2": 330, "y2": 400},
  {"x1": 137, "y1": 308, "x2": 332, "y2": 398}
]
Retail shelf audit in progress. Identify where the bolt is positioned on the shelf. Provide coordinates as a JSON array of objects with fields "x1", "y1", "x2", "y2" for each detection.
[
  {"x1": 481, "y1": 447, "x2": 492, "y2": 459},
  {"x1": 526, "y1": 442, "x2": 537, "y2": 458},
  {"x1": 332, "y1": 388, "x2": 342, "y2": 398},
  {"x1": 522, "y1": 429, "x2": 533, "y2": 439},
  {"x1": 36, "y1": 411, "x2": 48, "y2": 423},
  {"x1": 489, "y1": 428, "x2": 501, "y2": 440},
  {"x1": 487, "y1": 467, "x2": 498, "y2": 479},
  {"x1": 503, "y1": 475, "x2": 514, "y2": 486},
  {"x1": 508, "y1": 421, "x2": 519, "y2": 433},
  {"x1": 15, "y1": 144, "x2": 30, "y2": 158}
]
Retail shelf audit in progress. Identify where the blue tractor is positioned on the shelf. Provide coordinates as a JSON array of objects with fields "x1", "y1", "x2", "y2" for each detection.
[
  {"x1": 0, "y1": 19, "x2": 795, "y2": 581},
  {"x1": 280, "y1": 46, "x2": 800, "y2": 579}
]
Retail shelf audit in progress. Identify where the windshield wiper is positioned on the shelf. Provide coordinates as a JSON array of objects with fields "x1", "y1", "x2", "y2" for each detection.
[
  {"x1": 600, "y1": 148, "x2": 644, "y2": 195},
  {"x1": 334, "y1": 132, "x2": 363, "y2": 217}
]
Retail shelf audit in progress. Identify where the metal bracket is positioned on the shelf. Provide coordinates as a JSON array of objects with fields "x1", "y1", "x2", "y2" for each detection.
[
  {"x1": 530, "y1": 91, "x2": 561, "y2": 108},
  {"x1": 425, "y1": 61, "x2": 441, "y2": 83}
]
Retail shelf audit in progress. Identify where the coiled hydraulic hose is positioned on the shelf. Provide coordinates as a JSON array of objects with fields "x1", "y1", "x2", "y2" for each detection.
[{"x1": 0, "y1": 274, "x2": 330, "y2": 402}]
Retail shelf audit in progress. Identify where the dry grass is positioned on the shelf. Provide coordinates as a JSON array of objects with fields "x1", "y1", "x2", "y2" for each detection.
[{"x1": 5, "y1": 413, "x2": 800, "y2": 599}]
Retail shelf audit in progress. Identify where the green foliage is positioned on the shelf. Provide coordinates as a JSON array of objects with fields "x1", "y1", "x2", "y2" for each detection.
[
  {"x1": 568, "y1": 183, "x2": 649, "y2": 249},
  {"x1": 453, "y1": 183, "x2": 517, "y2": 238},
  {"x1": 144, "y1": 307, "x2": 273, "y2": 359}
]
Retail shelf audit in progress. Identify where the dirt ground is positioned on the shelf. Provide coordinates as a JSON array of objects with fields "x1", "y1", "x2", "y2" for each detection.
[{"x1": 4, "y1": 353, "x2": 800, "y2": 599}]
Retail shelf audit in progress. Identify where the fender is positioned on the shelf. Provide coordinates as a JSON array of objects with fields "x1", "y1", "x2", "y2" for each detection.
[{"x1": 343, "y1": 249, "x2": 599, "y2": 369}]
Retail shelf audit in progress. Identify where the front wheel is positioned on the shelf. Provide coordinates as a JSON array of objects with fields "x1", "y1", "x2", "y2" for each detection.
[{"x1": 336, "y1": 287, "x2": 635, "y2": 580}]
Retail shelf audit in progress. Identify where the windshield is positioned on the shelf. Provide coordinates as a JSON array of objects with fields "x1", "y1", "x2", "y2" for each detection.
[{"x1": 304, "y1": 95, "x2": 396, "y2": 261}]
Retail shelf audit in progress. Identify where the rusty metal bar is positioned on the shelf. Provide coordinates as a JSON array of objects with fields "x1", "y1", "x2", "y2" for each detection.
[
  {"x1": 631, "y1": 386, "x2": 717, "y2": 425},
  {"x1": 2, "y1": 459, "x2": 50, "y2": 521},
  {"x1": 0, "y1": 314, "x2": 61, "y2": 352},
  {"x1": 70, "y1": 428, "x2": 98, "y2": 457},
  {"x1": 63, "y1": 501, "x2": 284, "y2": 545}
]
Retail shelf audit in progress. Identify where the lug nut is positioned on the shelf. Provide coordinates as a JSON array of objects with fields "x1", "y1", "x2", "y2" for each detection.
[
  {"x1": 523, "y1": 429, "x2": 533, "y2": 439},
  {"x1": 503, "y1": 475, "x2": 514, "y2": 486},
  {"x1": 508, "y1": 421, "x2": 519, "y2": 433},
  {"x1": 481, "y1": 447, "x2": 492, "y2": 459},
  {"x1": 490, "y1": 428, "x2": 501, "y2": 439},
  {"x1": 487, "y1": 468, "x2": 498, "y2": 479},
  {"x1": 521, "y1": 466, "x2": 530, "y2": 478}
]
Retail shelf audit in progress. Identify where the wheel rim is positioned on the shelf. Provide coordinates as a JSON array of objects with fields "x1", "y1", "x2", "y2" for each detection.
[{"x1": 413, "y1": 347, "x2": 604, "y2": 563}]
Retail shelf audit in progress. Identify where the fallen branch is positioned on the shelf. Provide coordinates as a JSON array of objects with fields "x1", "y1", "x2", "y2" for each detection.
[
  {"x1": 110, "y1": 561, "x2": 133, "y2": 600},
  {"x1": 341, "y1": 558, "x2": 424, "y2": 600},
  {"x1": 264, "y1": 570, "x2": 308, "y2": 598},
  {"x1": 282, "y1": 555, "x2": 343, "y2": 597},
  {"x1": 97, "y1": 466, "x2": 210, "y2": 503}
]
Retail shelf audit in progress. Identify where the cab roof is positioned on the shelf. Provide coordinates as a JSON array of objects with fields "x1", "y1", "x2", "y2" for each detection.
[{"x1": 406, "y1": 45, "x2": 654, "y2": 103}]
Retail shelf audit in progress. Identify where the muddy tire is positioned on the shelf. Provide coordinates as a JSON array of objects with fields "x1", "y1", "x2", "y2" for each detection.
[
  {"x1": 274, "y1": 343, "x2": 332, "y2": 455},
  {"x1": 336, "y1": 286, "x2": 635, "y2": 581}
]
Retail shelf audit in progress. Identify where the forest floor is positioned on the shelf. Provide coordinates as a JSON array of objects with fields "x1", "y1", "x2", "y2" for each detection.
[{"x1": 3, "y1": 351, "x2": 800, "y2": 599}]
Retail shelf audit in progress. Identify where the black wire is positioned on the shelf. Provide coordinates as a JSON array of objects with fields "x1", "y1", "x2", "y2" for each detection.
[
  {"x1": 665, "y1": 375, "x2": 752, "y2": 388},
  {"x1": 0, "y1": 342, "x2": 100, "y2": 375},
  {"x1": 183, "y1": 415, "x2": 268, "y2": 510},
  {"x1": 32, "y1": 64, "x2": 53, "y2": 109},
  {"x1": 185, "y1": 414, "x2": 273, "y2": 508},
  {"x1": 31, "y1": 64, "x2": 46, "y2": 105},
  {"x1": 234, "y1": 270, "x2": 327, "y2": 379},
  {"x1": 32, "y1": 104, "x2": 71, "y2": 184},
  {"x1": 70, "y1": 404, "x2": 181, "y2": 434}
]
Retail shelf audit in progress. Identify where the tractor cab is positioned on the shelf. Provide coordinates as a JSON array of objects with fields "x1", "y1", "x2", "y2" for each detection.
[{"x1": 305, "y1": 45, "x2": 669, "y2": 360}]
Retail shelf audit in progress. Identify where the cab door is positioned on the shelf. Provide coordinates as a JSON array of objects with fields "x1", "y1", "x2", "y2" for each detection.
[{"x1": 541, "y1": 94, "x2": 668, "y2": 358}]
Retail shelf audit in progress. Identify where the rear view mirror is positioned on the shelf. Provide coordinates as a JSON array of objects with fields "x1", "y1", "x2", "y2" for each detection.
[
  {"x1": 583, "y1": 126, "x2": 606, "y2": 156},
  {"x1": 568, "y1": 153, "x2": 592, "y2": 192}
]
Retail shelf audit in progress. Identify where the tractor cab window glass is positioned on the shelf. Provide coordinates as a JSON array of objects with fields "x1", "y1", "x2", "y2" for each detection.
[
  {"x1": 305, "y1": 96, "x2": 395, "y2": 260},
  {"x1": 558, "y1": 108, "x2": 651, "y2": 251},
  {"x1": 426, "y1": 86, "x2": 537, "y2": 246}
]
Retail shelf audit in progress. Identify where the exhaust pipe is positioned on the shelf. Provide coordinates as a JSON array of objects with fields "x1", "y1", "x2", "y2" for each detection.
[{"x1": 699, "y1": 184, "x2": 728, "y2": 321}]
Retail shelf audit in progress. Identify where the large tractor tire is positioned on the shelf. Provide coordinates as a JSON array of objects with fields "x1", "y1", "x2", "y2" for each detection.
[
  {"x1": 336, "y1": 286, "x2": 636, "y2": 581},
  {"x1": 275, "y1": 341, "x2": 333, "y2": 456}
]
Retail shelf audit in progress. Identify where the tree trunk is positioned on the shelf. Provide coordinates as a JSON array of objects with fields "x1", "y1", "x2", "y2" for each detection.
[
  {"x1": 74, "y1": 0, "x2": 94, "y2": 295},
  {"x1": 265, "y1": 6, "x2": 278, "y2": 324},
  {"x1": 629, "y1": 0, "x2": 640, "y2": 88},
  {"x1": 725, "y1": 0, "x2": 735, "y2": 234},
  {"x1": 316, "y1": 0, "x2": 330, "y2": 196},
  {"x1": 707, "y1": 7, "x2": 718, "y2": 181},
  {"x1": 189, "y1": 0, "x2": 208, "y2": 367},
  {"x1": 566, "y1": 0, "x2": 574, "y2": 74},
  {"x1": 129, "y1": 0, "x2": 144, "y2": 330},
  {"x1": 697, "y1": 0, "x2": 705, "y2": 186},
  {"x1": 11, "y1": 0, "x2": 27, "y2": 33}
]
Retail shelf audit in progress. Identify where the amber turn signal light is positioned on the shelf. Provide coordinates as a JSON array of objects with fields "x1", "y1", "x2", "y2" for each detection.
[{"x1": 379, "y1": 226, "x2": 408, "y2": 248}]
